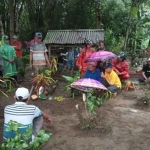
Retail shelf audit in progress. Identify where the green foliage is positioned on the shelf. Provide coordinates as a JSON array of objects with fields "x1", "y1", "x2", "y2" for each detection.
[
  {"x1": 21, "y1": 55, "x2": 30, "y2": 69},
  {"x1": 86, "y1": 90, "x2": 111, "y2": 114},
  {"x1": 17, "y1": 55, "x2": 29, "y2": 76},
  {"x1": 1, "y1": 120, "x2": 52, "y2": 150},
  {"x1": 39, "y1": 68, "x2": 52, "y2": 77},
  {"x1": 2, "y1": 76, "x2": 16, "y2": 93},
  {"x1": 62, "y1": 71, "x2": 80, "y2": 91},
  {"x1": 105, "y1": 29, "x2": 124, "y2": 53},
  {"x1": 62, "y1": 72, "x2": 80, "y2": 99},
  {"x1": 1, "y1": 0, "x2": 150, "y2": 60},
  {"x1": 18, "y1": 67, "x2": 25, "y2": 76}
]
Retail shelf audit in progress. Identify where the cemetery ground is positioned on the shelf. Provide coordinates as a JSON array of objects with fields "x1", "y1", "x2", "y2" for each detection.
[{"x1": 0, "y1": 69, "x2": 150, "y2": 150}]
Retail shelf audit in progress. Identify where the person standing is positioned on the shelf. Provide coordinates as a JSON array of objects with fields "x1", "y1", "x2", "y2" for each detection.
[
  {"x1": 30, "y1": 32, "x2": 50, "y2": 73},
  {"x1": 57, "y1": 53, "x2": 64, "y2": 71},
  {"x1": 67, "y1": 47, "x2": 78, "y2": 75},
  {"x1": 76, "y1": 39, "x2": 94, "y2": 76},
  {"x1": 11, "y1": 35, "x2": 24, "y2": 80},
  {"x1": 11, "y1": 35, "x2": 22, "y2": 59},
  {"x1": 97, "y1": 41, "x2": 106, "y2": 51},
  {"x1": 0, "y1": 35, "x2": 17, "y2": 81}
]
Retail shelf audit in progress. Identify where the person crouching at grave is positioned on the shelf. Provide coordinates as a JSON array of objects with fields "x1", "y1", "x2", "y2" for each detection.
[
  {"x1": 139, "y1": 58, "x2": 150, "y2": 83},
  {"x1": 112, "y1": 52, "x2": 129, "y2": 81},
  {"x1": 3, "y1": 87, "x2": 52, "y2": 141},
  {"x1": 84, "y1": 62, "x2": 101, "y2": 82},
  {"x1": 101, "y1": 63, "x2": 121, "y2": 93}
]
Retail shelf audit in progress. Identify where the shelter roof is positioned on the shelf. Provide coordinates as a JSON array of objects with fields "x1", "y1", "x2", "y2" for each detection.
[{"x1": 44, "y1": 29, "x2": 104, "y2": 45}]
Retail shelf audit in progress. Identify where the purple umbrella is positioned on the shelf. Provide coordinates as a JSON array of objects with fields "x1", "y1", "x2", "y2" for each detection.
[
  {"x1": 85, "y1": 51, "x2": 116, "y2": 62},
  {"x1": 70, "y1": 78, "x2": 107, "y2": 92}
]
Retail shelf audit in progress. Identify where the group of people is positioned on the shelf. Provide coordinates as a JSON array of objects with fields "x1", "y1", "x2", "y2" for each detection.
[
  {"x1": 5, "y1": 35, "x2": 150, "y2": 145},
  {"x1": 57, "y1": 47, "x2": 78, "y2": 75},
  {"x1": 57, "y1": 40, "x2": 109, "y2": 76},
  {"x1": 0, "y1": 32, "x2": 51, "y2": 83},
  {"x1": 76, "y1": 39, "x2": 130, "y2": 93},
  {"x1": 3, "y1": 32, "x2": 52, "y2": 142},
  {"x1": 0, "y1": 35, "x2": 22, "y2": 83}
]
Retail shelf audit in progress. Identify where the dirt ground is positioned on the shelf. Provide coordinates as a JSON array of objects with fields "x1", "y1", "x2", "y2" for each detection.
[{"x1": 0, "y1": 69, "x2": 150, "y2": 150}]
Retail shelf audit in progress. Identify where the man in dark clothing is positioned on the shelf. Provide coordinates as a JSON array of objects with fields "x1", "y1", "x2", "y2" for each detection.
[
  {"x1": 139, "y1": 58, "x2": 150, "y2": 82},
  {"x1": 57, "y1": 53, "x2": 64, "y2": 70}
]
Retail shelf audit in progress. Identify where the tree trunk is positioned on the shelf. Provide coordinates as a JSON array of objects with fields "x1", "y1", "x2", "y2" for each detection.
[
  {"x1": 123, "y1": 0, "x2": 135, "y2": 51},
  {"x1": 9, "y1": 0, "x2": 14, "y2": 42},
  {"x1": 95, "y1": 1, "x2": 101, "y2": 29},
  {"x1": 0, "y1": 15, "x2": 4, "y2": 38}
]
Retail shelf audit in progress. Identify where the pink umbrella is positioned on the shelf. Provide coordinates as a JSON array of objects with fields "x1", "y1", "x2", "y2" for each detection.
[
  {"x1": 85, "y1": 51, "x2": 116, "y2": 62},
  {"x1": 70, "y1": 78, "x2": 107, "y2": 92}
]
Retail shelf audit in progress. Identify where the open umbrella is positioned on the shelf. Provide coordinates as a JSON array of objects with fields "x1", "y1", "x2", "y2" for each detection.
[
  {"x1": 85, "y1": 51, "x2": 116, "y2": 62},
  {"x1": 70, "y1": 78, "x2": 107, "y2": 92}
]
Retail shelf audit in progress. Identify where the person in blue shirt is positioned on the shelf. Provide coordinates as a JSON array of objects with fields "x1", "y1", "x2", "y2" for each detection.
[
  {"x1": 84, "y1": 62, "x2": 101, "y2": 82},
  {"x1": 67, "y1": 47, "x2": 78, "y2": 75}
]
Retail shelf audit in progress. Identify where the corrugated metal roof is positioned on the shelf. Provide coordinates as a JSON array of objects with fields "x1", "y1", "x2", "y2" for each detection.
[{"x1": 44, "y1": 29, "x2": 104, "y2": 45}]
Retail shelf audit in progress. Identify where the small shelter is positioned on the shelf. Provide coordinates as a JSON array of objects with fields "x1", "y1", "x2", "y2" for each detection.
[{"x1": 44, "y1": 29, "x2": 104, "y2": 57}]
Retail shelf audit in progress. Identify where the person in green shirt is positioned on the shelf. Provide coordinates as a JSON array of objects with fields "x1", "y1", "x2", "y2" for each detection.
[{"x1": 0, "y1": 35, "x2": 18, "y2": 82}]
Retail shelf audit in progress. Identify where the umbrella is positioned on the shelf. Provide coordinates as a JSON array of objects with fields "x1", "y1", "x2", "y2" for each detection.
[
  {"x1": 70, "y1": 78, "x2": 107, "y2": 92},
  {"x1": 85, "y1": 51, "x2": 116, "y2": 62}
]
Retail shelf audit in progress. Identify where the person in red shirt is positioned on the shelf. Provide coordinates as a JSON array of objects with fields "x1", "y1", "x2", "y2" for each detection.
[
  {"x1": 112, "y1": 52, "x2": 130, "y2": 81},
  {"x1": 11, "y1": 35, "x2": 22, "y2": 58},
  {"x1": 11, "y1": 35, "x2": 23, "y2": 81},
  {"x1": 76, "y1": 39, "x2": 95, "y2": 76}
]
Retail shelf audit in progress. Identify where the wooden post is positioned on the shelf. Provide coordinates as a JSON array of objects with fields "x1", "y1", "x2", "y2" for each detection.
[{"x1": 48, "y1": 45, "x2": 51, "y2": 61}]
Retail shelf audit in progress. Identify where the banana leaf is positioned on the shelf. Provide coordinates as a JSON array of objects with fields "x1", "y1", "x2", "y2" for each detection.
[{"x1": 62, "y1": 75, "x2": 74, "y2": 83}]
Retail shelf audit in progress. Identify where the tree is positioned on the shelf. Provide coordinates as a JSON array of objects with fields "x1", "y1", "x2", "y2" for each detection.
[{"x1": 9, "y1": 0, "x2": 14, "y2": 41}]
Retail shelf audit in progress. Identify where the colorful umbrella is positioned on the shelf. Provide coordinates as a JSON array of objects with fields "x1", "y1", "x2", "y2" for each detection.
[
  {"x1": 70, "y1": 78, "x2": 107, "y2": 92},
  {"x1": 85, "y1": 51, "x2": 116, "y2": 62}
]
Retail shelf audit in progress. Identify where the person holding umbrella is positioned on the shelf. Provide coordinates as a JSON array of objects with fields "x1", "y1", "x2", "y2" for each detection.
[
  {"x1": 101, "y1": 62, "x2": 121, "y2": 93},
  {"x1": 76, "y1": 39, "x2": 94, "y2": 76},
  {"x1": 112, "y1": 52, "x2": 130, "y2": 81},
  {"x1": 84, "y1": 62, "x2": 101, "y2": 82}
]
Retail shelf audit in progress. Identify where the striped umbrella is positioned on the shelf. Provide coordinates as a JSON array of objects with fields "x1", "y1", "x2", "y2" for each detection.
[{"x1": 70, "y1": 78, "x2": 107, "y2": 92}]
